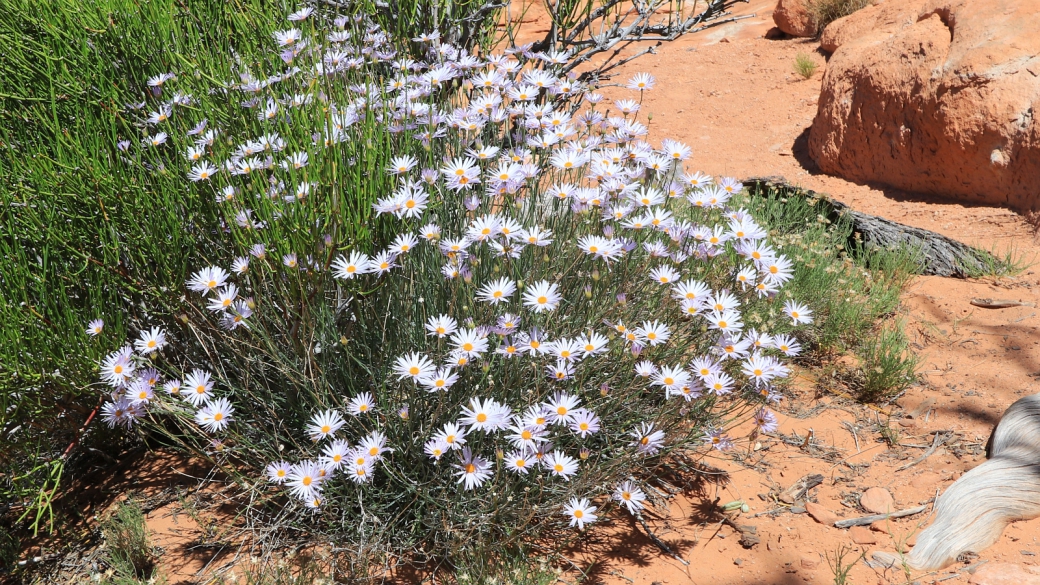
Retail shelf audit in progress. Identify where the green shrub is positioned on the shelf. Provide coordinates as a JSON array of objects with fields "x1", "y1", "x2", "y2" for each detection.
[
  {"x1": 856, "y1": 322, "x2": 919, "y2": 402},
  {"x1": 0, "y1": 0, "x2": 505, "y2": 537}
]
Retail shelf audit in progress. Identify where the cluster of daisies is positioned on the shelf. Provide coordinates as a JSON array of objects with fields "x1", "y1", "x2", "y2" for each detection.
[
  {"x1": 94, "y1": 7, "x2": 817, "y2": 533},
  {"x1": 93, "y1": 325, "x2": 234, "y2": 435}
]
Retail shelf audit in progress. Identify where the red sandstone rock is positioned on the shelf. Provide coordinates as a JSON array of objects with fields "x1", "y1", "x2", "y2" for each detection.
[
  {"x1": 805, "y1": 501, "x2": 840, "y2": 526},
  {"x1": 773, "y1": 0, "x2": 816, "y2": 37},
  {"x1": 809, "y1": 0, "x2": 1040, "y2": 211},
  {"x1": 860, "y1": 487, "x2": 895, "y2": 514},
  {"x1": 968, "y1": 563, "x2": 1040, "y2": 585},
  {"x1": 849, "y1": 526, "x2": 877, "y2": 544}
]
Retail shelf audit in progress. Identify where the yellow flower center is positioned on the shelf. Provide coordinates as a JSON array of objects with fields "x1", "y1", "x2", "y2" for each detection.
[
  {"x1": 321, "y1": 425, "x2": 331, "y2": 433},
  {"x1": 465, "y1": 464, "x2": 476, "y2": 474},
  {"x1": 554, "y1": 464, "x2": 564, "y2": 472},
  {"x1": 302, "y1": 476, "x2": 312, "y2": 486},
  {"x1": 573, "y1": 509, "x2": 583, "y2": 518},
  {"x1": 409, "y1": 366, "x2": 420, "y2": 375},
  {"x1": 537, "y1": 296, "x2": 547, "y2": 304},
  {"x1": 476, "y1": 413, "x2": 488, "y2": 423},
  {"x1": 463, "y1": 342, "x2": 474, "y2": 352}
]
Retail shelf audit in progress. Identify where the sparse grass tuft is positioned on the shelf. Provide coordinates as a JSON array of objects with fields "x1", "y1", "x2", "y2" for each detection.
[
  {"x1": 877, "y1": 418, "x2": 901, "y2": 447},
  {"x1": 855, "y1": 321, "x2": 919, "y2": 403},
  {"x1": 826, "y1": 544, "x2": 865, "y2": 585},
  {"x1": 959, "y1": 241, "x2": 1034, "y2": 278},
  {"x1": 99, "y1": 498, "x2": 156, "y2": 584},
  {"x1": 794, "y1": 53, "x2": 819, "y2": 79},
  {"x1": 807, "y1": 0, "x2": 871, "y2": 36}
]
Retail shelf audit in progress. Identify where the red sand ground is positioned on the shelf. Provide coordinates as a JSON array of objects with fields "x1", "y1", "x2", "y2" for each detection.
[{"x1": 33, "y1": 3, "x2": 1040, "y2": 583}]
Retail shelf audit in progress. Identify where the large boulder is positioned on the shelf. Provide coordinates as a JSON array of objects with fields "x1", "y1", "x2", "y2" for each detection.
[
  {"x1": 773, "y1": 0, "x2": 816, "y2": 37},
  {"x1": 808, "y1": 0, "x2": 1040, "y2": 211}
]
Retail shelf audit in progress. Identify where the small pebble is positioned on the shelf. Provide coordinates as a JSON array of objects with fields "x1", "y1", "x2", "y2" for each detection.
[{"x1": 790, "y1": 505, "x2": 806, "y2": 514}]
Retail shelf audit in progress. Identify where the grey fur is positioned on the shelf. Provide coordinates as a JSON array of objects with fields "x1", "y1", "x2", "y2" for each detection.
[{"x1": 873, "y1": 394, "x2": 1040, "y2": 570}]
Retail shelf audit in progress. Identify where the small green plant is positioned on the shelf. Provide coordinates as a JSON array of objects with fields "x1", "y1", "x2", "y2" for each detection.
[
  {"x1": 856, "y1": 322, "x2": 919, "y2": 402},
  {"x1": 891, "y1": 523, "x2": 920, "y2": 582},
  {"x1": 826, "y1": 544, "x2": 865, "y2": 585},
  {"x1": 807, "y1": 0, "x2": 871, "y2": 36},
  {"x1": 877, "y1": 418, "x2": 900, "y2": 447},
  {"x1": 960, "y1": 241, "x2": 1034, "y2": 278},
  {"x1": 794, "y1": 53, "x2": 819, "y2": 79},
  {"x1": 99, "y1": 498, "x2": 155, "y2": 584}
]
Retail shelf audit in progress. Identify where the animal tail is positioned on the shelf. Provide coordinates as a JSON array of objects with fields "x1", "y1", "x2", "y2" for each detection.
[{"x1": 873, "y1": 393, "x2": 1040, "y2": 571}]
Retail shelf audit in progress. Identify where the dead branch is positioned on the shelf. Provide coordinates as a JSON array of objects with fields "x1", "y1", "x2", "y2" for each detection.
[
  {"x1": 896, "y1": 431, "x2": 952, "y2": 472},
  {"x1": 834, "y1": 505, "x2": 929, "y2": 528}
]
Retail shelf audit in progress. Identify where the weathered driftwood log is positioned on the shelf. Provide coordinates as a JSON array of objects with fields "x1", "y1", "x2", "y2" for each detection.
[{"x1": 742, "y1": 177, "x2": 1003, "y2": 278}]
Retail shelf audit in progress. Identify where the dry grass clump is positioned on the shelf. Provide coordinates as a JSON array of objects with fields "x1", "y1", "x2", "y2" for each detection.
[
  {"x1": 794, "y1": 53, "x2": 819, "y2": 79},
  {"x1": 807, "y1": 0, "x2": 871, "y2": 36}
]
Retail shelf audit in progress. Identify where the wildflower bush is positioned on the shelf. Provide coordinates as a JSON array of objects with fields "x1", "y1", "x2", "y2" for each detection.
[{"x1": 82, "y1": 5, "x2": 821, "y2": 567}]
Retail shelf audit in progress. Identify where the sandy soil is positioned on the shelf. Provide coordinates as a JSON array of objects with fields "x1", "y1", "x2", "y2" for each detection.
[{"x1": 28, "y1": 3, "x2": 1040, "y2": 584}]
